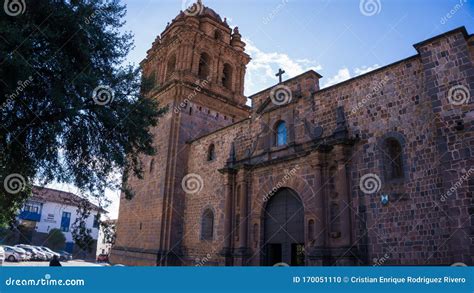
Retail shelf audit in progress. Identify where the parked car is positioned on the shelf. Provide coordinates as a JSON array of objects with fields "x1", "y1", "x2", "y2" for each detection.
[
  {"x1": 54, "y1": 250, "x2": 72, "y2": 261},
  {"x1": 15, "y1": 245, "x2": 47, "y2": 261},
  {"x1": 7, "y1": 246, "x2": 28, "y2": 261},
  {"x1": 10, "y1": 247, "x2": 30, "y2": 261},
  {"x1": 0, "y1": 246, "x2": 4, "y2": 266},
  {"x1": 97, "y1": 254, "x2": 109, "y2": 263},
  {"x1": 3, "y1": 246, "x2": 24, "y2": 262},
  {"x1": 13, "y1": 246, "x2": 32, "y2": 261},
  {"x1": 34, "y1": 246, "x2": 54, "y2": 260},
  {"x1": 39, "y1": 246, "x2": 60, "y2": 259}
]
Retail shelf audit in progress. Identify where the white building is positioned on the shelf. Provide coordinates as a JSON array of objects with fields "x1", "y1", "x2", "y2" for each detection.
[
  {"x1": 96, "y1": 219, "x2": 116, "y2": 257},
  {"x1": 17, "y1": 186, "x2": 103, "y2": 258}
]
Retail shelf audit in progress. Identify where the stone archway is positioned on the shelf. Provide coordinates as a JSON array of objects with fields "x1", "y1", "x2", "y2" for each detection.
[{"x1": 262, "y1": 188, "x2": 305, "y2": 266}]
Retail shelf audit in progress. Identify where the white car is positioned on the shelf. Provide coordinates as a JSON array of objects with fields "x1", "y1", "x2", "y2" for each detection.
[
  {"x1": 9, "y1": 246, "x2": 28, "y2": 261},
  {"x1": 3, "y1": 246, "x2": 24, "y2": 262},
  {"x1": 0, "y1": 246, "x2": 4, "y2": 266},
  {"x1": 39, "y1": 246, "x2": 61, "y2": 259}
]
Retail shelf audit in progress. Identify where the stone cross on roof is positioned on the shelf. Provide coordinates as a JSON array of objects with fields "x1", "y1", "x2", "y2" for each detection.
[{"x1": 275, "y1": 68, "x2": 286, "y2": 83}]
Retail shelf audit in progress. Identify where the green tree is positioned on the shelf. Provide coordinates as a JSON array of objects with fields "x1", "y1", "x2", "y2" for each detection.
[
  {"x1": 0, "y1": 0, "x2": 165, "y2": 225},
  {"x1": 47, "y1": 228, "x2": 66, "y2": 251},
  {"x1": 100, "y1": 220, "x2": 116, "y2": 246}
]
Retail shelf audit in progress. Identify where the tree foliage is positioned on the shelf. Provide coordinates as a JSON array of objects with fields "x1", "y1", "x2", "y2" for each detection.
[
  {"x1": 47, "y1": 228, "x2": 66, "y2": 251},
  {"x1": 100, "y1": 220, "x2": 116, "y2": 246},
  {"x1": 0, "y1": 0, "x2": 165, "y2": 225},
  {"x1": 71, "y1": 199, "x2": 94, "y2": 253}
]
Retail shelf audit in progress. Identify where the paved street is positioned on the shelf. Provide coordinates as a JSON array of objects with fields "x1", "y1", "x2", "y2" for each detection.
[{"x1": 3, "y1": 260, "x2": 105, "y2": 267}]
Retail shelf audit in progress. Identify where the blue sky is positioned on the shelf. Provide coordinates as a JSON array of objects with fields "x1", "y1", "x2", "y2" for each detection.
[
  {"x1": 49, "y1": 0, "x2": 474, "y2": 218},
  {"x1": 123, "y1": 0, "x2": 474, "y2": 95}
]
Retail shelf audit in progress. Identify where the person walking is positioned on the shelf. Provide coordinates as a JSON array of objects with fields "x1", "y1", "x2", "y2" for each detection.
[{"x1": 49, "y1": 255, "x2": 62, "y2": 266}]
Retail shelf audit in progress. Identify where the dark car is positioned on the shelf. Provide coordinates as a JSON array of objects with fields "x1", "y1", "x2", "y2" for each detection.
[
  {"x1": 54, "y1": 250, "x2": 72, "y2": 261},
  {"x1": 97, "y1": 254, "x2": 109, "y2": 263}
]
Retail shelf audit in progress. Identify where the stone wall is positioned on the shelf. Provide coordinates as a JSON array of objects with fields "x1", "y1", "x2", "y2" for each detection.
[{"x1": 183, "y1": 27, "x2": 473, "y2": 266}]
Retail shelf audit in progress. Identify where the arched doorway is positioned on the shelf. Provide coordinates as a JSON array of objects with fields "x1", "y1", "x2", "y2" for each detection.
[{"x1": 263, "y1": 188, "x2": 305, "y2": 266}]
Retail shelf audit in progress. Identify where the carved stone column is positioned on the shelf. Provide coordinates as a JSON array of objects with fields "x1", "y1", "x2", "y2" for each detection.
[
  {"x1": 334, "y1": 146, "x2": 351, "y2": 246},
  {"x1": 313, "y1": 162, "x2": 325, "y2": 246},
  {"x1": 235, "y1": 169, "x2": 250, "y2": 266},
  {"x1": 307, "y1": 153, "x2": 326, "y2": 265},
  {"x1": 220, "y1": 167, "x2": 236, "y2": 266},
  {"x1": 333, "y1": 145, "x2": 356, "y2": 265}
]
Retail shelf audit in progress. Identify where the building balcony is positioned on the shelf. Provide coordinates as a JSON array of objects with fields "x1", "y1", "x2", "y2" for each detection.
[{"x1": 19, "y1": 211, "x2": 41, "y2": 222}]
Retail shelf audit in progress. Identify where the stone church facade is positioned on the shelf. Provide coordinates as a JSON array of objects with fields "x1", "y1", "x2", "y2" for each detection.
[{"x1": 110, "y1": 2, "x2": 473, "y2": 266}]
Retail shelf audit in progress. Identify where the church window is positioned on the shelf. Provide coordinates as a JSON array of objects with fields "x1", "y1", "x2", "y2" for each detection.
[
  {"x1": 275, "y1": 121, "x2": 287, "y2": 146},
  {"x1": 214, "y1": 30, "x2": 222, "y2": 41},
  {"x1": 149, "y1": 158, "x2": 155, "y2": 173},
  {"x1": 384, "y1": 137, "x2": 404, "y2": 180},
  {"x1": 329, "y1": 202, "x2": 340, "y2": 237},
  {"x1": 166, "y1": 54, "x2": 176, "y2": 79},
  {"x1": 201, "y1": 208, "x2": 214, "y2": 240},
  {"x1": 222, "y1": 63, "x2": 233, "y2": 90},
  {"x1": 207, "y1": 144, "x2": 216, "y2": 161},
  {"x1": 198, "y1": 53, "x2": 211, "y2": 80}
]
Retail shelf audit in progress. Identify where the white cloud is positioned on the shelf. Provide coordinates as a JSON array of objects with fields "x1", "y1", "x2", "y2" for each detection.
[
  {"x1": 322, "y1": 64, "x2": 380, "y2": 88},
  {"x1": 354, "y1": 64, "x2": 380, "y2": 75},
  {"x1": 244, "y1": 39, "x2": 322, "y2": 96},
  {"x1": 323, "y1": 68, "x2": 351, "y2": 88}
]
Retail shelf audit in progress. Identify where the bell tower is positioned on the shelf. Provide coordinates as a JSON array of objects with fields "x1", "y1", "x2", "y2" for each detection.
[
  {"x1": 141, "y1": 1, "x2": 250, "y2": 107},
  {"x1": 111, "y1": 1, "x2": 250, "y2": 266}
]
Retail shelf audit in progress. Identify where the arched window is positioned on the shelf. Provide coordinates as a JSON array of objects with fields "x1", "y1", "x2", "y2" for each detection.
[
  {"x1": 275, "y1": 121, "x2": 287, "y2": 146},
  {"x1": 384, "y1": 138, "x2": 404, "y2": 180},
  {"x1": 222, "y1": 63, "x2": 233, "y2": 90},
  {"x1": 207, "y1": 144, "x2": 216, "y2": 161},
  {"x1": 214, "y1": 30, "x2": 222, "y2": 41},
  {"x1": 201, "y1": 208, "x2": 214, "y2": 240},
  {"x1": 166, "y1": 54, "x2": 176, "y2": 79},
  {"x1": 329, "y1": 202, "x2": 340, "y2": 237},
  {"x1": 198, "y1": 53, "x2": 210, "y2": 80},
  {"x1": 149, "y1": 158, "x2": 155, "y2": 173}
]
